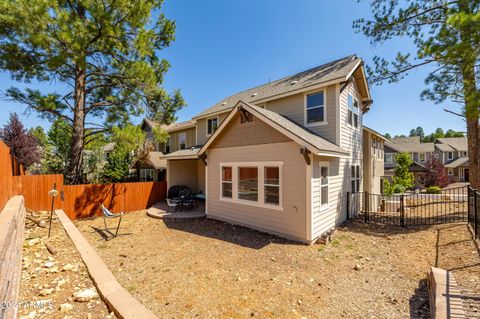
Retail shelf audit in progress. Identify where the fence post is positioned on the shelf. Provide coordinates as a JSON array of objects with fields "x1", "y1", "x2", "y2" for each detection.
[
  {"x1": 475, "y1": 190, "x2": 478, "y2": 239},
  {"x1": 400, "y1": 194, "x2": 405, "y2": 227},
  {"x1": 346, "y1": 192, "x2": 350, "y2": 220},
  {"x1": 364, "y1": 191, "x2": 368, "y2": 223}
]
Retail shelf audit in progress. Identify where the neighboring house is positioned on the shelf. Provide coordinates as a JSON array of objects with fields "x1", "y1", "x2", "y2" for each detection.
[
  {"x1": 160, "y1": 54, "x2": 382, "y2": 244},
  {"x1": 383, "y1": 137, "x2": 433, "y2": 187},
  {"x1": 82, "y1": 142, "x2": 116, "y2": 182},
  {"x1": 363, "y1": 126, "x2": 386, "y2": 195},
  {"x1": 383, "y1": 136, "x2": 469, "y2": 185},
  {"x1": 134, "y1": 118, "x2": 196, "y2": 182},
  {"x1": 434, "y1": 137, "x2": 469, "y2": 182}
]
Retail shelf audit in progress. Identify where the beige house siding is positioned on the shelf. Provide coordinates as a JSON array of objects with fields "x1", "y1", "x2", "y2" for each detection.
[
  {"x1": 206, "y1": 141, "x2": 308, "y2": 242},
  {"x1": 197, "y1": 160, "x2": 206, "y2": 193},
  {"x1": 167, "y1": 159, "x2": 199, "y2": 193},
  {"x1": 265, "y1": 85, "x2": 338, "y2": 144},
  {"x1": 311, "y1": 155, "x2": 342, "y2": 238},
  {"x1": 210, "y1": 113, "x2": 291, "y2": 149},
  {"x1": 196, "y1": 112, "x2": 229, "y2": 146},
  {"x1": 169, "y1": 127, "x2": 196, "y2": 152}
]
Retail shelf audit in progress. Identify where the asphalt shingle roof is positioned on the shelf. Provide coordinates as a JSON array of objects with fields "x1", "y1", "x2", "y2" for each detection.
[
  {"x1": 444, "y1": 157, "x2": 469, "y2": 168},
  {"x1": 436, "y1": 137, "x2": 468, "y2": 152},
  {"x1": 193, "y1": 55, "x2": 362, "y2": 119},
  {"x1": 385, "y1": 139, "x2": 434, "y2": 153},
  {"x1": 163, "y1": 147, "x2": 200, "y2": 158}
]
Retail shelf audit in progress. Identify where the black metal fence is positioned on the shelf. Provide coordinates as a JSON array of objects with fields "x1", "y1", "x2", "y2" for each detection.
[
  {"x1": 347, "y1": 186, "x2": 468, "y2": 227},
  {"x1": 467, "y1": 186, "x2": 480, "y2": 240}
]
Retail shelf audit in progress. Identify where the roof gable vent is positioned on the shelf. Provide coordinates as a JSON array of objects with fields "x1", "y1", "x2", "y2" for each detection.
[
  {"x1": 251, "y1": 93, "x2": 258, "y2": 98},
  {"x1": 221, "y1": 102, "x2": 227, "y2": 106},
  {"x1": 290, "y1": 80, "x2": 298, "y2": 85}
]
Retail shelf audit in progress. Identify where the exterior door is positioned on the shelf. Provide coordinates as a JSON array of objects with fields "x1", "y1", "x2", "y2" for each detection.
[{"x1": 465, "y1": 169, "x2": 470, "y2": 182}]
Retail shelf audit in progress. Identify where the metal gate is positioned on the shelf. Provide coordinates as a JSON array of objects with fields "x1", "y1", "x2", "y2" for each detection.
[{"x1": 347, "y1": 186, "x2": 468, "y2": 226}]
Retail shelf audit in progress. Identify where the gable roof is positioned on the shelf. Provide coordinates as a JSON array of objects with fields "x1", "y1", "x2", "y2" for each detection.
[
  {"x1": 363, "y1": 126, "x2": 388, "y2": 141},
  {"x1": 198, "y1": 100, "x2": 349, "y2": 157},
  {"x1": 444, "y1": 157, "x2": 469, "y2": 168},
  {"x1": 386, "y1": 136, "x2": 434, "y2": 153},
  {"x1": 130, "y1": 151, "x2": 167, "y2": 170},
  {"x1": 436, "y1": 137, "x2": 468, "y2": 152},
  {"x1": 140, "y1": 118, "x2": 196, "y2": 133},
  {"x1": 193, "y1": 55, "x2": 368, "y2": 119}
]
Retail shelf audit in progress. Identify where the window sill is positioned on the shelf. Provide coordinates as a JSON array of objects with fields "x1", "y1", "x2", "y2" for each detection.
[
  {"x1": 219, "y1": 197, "x2": 283, "y2": 211},
  {"x1": 305, "y1": 121, "x2": 328, "y2": 127}
]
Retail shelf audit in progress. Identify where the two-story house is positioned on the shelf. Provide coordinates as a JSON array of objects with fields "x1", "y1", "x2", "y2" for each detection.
[
  {"x1": 383, "y1": 136, "x2": 469, "y2": 185},
  {"x1": 434, "y1": 137, "x2": 469, "y2": 182},
  {"x1": 383, "y1": 136, "x2": 433, "y2": 186},
  {"x1": 153, "y1": 55, "x2": 381, "y2": 243}
]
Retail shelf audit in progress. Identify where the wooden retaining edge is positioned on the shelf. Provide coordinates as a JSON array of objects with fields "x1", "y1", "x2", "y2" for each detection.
[
  {"x1": 427, "y1": 267, "x2": 465, "y2": 319},
  {"x1": 54, "y1": 210, "x2": 159, "y2": 319},
  {"x1": 0, "y1": 196, "x2": 26, "y2": 319}
]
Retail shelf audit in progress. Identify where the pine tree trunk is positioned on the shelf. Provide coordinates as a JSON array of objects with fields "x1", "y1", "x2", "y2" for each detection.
[
  {"x1": 459, "y1": 0, "x2": 480, "y2": 189},
  {"x1": 68, "y1": 66, "x2": 86, "y2": 184}
]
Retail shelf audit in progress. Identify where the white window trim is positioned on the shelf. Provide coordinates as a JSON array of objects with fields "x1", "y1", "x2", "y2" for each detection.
[
  {"x1": 419, "y1": 153, "x2": 426, "y2": 163},
  {"x1": 206, "y1": 116, "x2": 219, "y2": 137},
  {"x1": 448, "y1": 151, "x2": 453, "y2": 160},
  {"x1": 385, "y1": 153, "x2": 394, "y2": 164},
  {"x1": 347, "y1": 93, "x2": 360, "y2": 128},
  {"x1": 178, "y1": 132, "x2": 186, "y2": 149},
  {"x1": 304, "y1": 89, "x2": 328, "y2": 127},
  {"x1": 448, "y1": 168, "x2": 453, "y2": 176},
  {"x1": 319, "y1": 161, "x2": 329, "y2": 210},
  {"x1": 220, "y1": 166, "x2": 233, "y2": 199},
  {"x1": 219, "y1": 162, "x2": 283, "y2": 211}
]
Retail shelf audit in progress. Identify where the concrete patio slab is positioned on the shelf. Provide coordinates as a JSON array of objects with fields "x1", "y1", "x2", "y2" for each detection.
[{"x1": 146, "y1": 202, "x2": 206, "y2": 219}]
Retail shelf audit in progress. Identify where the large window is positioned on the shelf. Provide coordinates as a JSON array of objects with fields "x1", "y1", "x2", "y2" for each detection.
[
  {"x1": 348, "y1": 94, "x2": 359, "y2": 128},
  {"x1": 221, "y1": 167, "x2": 232, "y2": 198},
  {"x1": 179, "y1": 133, "x2": 186, "y2": 150},
  {"x1": 419, "y1": 153, "x2": 426, "y2": 163},
  {"x1": 264, "y1": 167, "x2": 280, "y2": 205},
  {"x1": 320, "y1": 164, "x2": 329, "y2": 206},
  {"x1": 207, "y1": 117, "x2": 218, "y2": 135},
  {"x1": 306, "y1": 91, "x2": 325, "y2": 124},
  {"x1": 351, "y1": 165, "x2": 360, "y2": 193},
  {"x1": 140, "y1": 169, "x2": 154, "y2": 182},
  {"x1": 219, "y1": 162, "x2": 282, "y2": 209},
  {"x1": 165, "y1": 137, "x2": 170, "y2": 154},
  {"x1": 384, "y1": 153, "x2": 394, "y2": 163},
  {"x1": 238, "y1": 167, "x2": 258, "y2": 202}
]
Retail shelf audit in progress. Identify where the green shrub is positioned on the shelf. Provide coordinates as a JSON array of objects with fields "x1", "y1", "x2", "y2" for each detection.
[
  {"x1": 426, "y1": 186, "x2": 442, "y2": 194},
  {"x1": 392, "y1": 184, "x2": 406, "y2": 194}
]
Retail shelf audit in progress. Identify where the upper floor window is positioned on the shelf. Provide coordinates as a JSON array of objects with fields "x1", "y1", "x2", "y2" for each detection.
[
  {"x1": 207, "y1": 117, "x2": 218, "y2": 135},
  {"x1": 179, "y1": 133, "x2": 186, "y2": 150},
  {"x1": 419, "y1": 153, "x2": 426, "y2": 163},
  {"x1": 384, "y1": 153, "x2": 394, "y2": 163},
  {"x1": 463, "y1": 151, "x2": 468, "y2": 157},
  {"x1": 305, "y1": 91, "x2": 325, "y2": 124},
  {"x1": 348, "y1": 94, "x2": 359, "y2": 128},
  {"x1": 434, "y1": 153, "x2": 439, "y2": 159},
  {"x1": 165, "y1": 137, "x2": 170, "y2": 154},
  {"x1": 447, "y1": 151, "x2": 453, "y2": 160}
]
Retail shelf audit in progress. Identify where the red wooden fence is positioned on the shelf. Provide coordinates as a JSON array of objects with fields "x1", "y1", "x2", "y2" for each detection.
[{"x1": 0, "y1": 140, "x2": 167, "y2": 220}]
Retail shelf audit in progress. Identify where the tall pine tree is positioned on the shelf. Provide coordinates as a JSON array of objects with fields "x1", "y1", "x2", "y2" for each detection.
[{"x1": 0, "y1": 0, "x2": 185, "y2": 183}]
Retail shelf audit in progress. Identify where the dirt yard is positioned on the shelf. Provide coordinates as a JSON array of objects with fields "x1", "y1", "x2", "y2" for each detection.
[
  {"x1": 18, "y1": 211, "x2": 115, "y2": 319},
  {"x1": 75, "y1": 212, "x2": 480, "y2": 319}
]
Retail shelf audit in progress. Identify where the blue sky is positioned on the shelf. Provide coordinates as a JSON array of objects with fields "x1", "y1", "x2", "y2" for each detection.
[{"x1": 0, "y1": 0, "x2": 466, "y2": 136}]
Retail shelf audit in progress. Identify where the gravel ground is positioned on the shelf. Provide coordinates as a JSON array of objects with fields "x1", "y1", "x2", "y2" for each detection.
[
  {"x1": 75, "y1": 212, "x2": 480, "y2": 319},
  {"x1": 18, "y1": 211, "x2": 115, "y2": 319}
]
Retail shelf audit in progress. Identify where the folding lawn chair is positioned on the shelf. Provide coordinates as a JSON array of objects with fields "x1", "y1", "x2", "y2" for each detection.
[{"x1": 101, "y1": 204, "x2": 124, "y2": 238}]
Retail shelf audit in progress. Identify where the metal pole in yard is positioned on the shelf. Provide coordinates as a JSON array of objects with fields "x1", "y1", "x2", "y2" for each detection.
[
  {"x1": 400, "y1": 194, "x2": 405, "y2": 227},
  {"x1": 47, "y1": 183, "x2": 58, "y2": 238}
]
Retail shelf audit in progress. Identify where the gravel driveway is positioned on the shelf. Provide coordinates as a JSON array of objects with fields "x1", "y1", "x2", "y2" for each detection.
[{"x1": 75, "y1": 212, "x2": 480, "y2": 319}]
